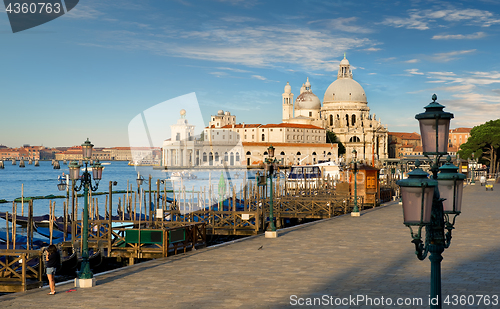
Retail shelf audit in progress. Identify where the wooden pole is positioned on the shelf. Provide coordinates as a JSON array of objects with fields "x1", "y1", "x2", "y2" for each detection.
[
  {"x1": 21, "y1": 183, "x2": 24, "y2": 216},
  {"x1": 108, "y1": 181, "x2": 113, "y2": 257},
  {"x1": 49, "y1": 201, "x2": 53, "y2": 245},
  {"x1": 6, "y1": 211, "x2": 10, "y2": 250},
  {"x1": 13, "y1": 203, "x2": 17, "y2": 249}
]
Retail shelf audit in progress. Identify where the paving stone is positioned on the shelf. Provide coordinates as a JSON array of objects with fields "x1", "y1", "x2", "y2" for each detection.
[{"x1": 1, "y1": 184, "x2": 499, "y2": 308}]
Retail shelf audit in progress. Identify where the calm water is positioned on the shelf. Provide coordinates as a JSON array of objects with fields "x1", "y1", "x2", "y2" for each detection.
[{"x1": 0, "y1": 161, "x2": 261, "y2": 217}]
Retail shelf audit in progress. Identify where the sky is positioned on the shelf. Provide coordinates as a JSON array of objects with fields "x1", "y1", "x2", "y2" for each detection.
[{"x1": 1, "y1": 0, "x2": 500, "y2": 148}]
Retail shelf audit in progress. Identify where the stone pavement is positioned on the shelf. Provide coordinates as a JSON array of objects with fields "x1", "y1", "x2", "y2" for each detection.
[{"x1": 1, "y1": 183, "x2": 499, "y2": 308}]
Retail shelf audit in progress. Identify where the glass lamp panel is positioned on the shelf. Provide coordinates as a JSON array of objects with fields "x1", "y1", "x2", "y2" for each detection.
[
  {"x1": 93, "y1": 166, "x2": 103, "y2": 180},
  {"x1": 268, "y1": 146, "x2": 275, "y2": 158},
  {"x1": 418, "y1": 118, "x2": 451, "y2": 153},
  {"x1": 454, "y1": 179, "x2": 464, "y2": 213},
  {"x1": 69, "y1": 166, "x2": 80, "y2": 180},
  {"x1": 82, "y1": 146, "x2": 92, "y2": 159},
  {"x1": 438, "y1": 179, "x2": 455, "y2": 212},
  {"x1": 57, "y1": 183, "x2": 66, "y2": 191},
  {"x1": 401, "y1": 186, "x2": 434, "y2": 225}
]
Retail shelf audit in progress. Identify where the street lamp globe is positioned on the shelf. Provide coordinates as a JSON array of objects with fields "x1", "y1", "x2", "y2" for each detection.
[
  {"x1": 68, "y1": 160, "x2": 81, "y2": 181},
  {"x1": 397, "y1": 160, "x2": 437, "y2": 226},
  {"x1": 92, "y1": 161, "x2": 103, "y2": 180},
  {"x1": 415, "y1": 94, "x2": 453, "y2": 155},
  {"x1": 81, "y1": 138, "x2": 94, "y2": 160},
  {"x1": 437, "y1": 156, "x2": 466, "y2": 214},
  {"x1": 267, "y1": 145, "x2": 275, "y2": 158}
]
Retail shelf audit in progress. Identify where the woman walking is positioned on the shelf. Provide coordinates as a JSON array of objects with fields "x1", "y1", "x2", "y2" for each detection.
[{"x1": 45, "y1": 244, "x2": 60, "y2": 295}]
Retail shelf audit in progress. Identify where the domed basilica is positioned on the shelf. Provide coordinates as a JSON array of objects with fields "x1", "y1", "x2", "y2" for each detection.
[{"x1": 282, "y1": 56, "x2": 388, "y2": 163}]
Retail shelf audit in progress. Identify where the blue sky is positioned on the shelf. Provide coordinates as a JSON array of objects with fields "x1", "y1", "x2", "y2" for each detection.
[{"x1": 1, "y1": 0, "x2": 500, "y2": 148}]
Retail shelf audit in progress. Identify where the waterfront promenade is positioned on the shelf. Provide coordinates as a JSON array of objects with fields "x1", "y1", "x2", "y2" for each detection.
[{"x1": 1, "y1": 183, "x2": 499, "y2": 308}]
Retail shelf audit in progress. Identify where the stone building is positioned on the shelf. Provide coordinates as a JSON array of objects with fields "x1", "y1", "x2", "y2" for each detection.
[{"x1": 282, "y1": 56, "x2": 389, "y2": 164}]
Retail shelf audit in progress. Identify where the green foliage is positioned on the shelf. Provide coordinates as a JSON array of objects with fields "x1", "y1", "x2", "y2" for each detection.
[
  {"x1": 326, "y1": 130, "x2": 346, "y2": 155},
  {"x1": 457, "y1": 119, "x2": 500, "y2": 173}
]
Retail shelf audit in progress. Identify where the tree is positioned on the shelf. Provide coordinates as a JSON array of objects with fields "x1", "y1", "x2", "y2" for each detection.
[
  {"x1": 326, "y1": 130, "x2": 345, "y2": 155},
  {"x1": 457, "y1": 119, "x2": 500, "y2": 175}
]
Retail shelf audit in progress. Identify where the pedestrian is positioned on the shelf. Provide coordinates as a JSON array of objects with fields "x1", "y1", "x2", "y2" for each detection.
[{"x1": 45, "y1": 244, "x2": 60, "y2": 295}]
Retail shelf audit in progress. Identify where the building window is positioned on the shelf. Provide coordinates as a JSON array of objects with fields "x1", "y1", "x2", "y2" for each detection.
[
  {"x1": 224, "y1": 152, "x2": 228, "y2": 161},
  {"x1": 309, "y1": 112, "x2": 312, "y2": 117},
  {"x1": 352, "y1": 114, "x2": 356, "y2": 126},
  {"x1": 176, "y1": 133, "x2": 180, "y2": 141},
  {"x1": 235, "y1": 152, "x2": 240, "y2": 162},
  {"x1": 246, "y1": 151, "x2": 251, "y2": 155},
  {"x1": 203, "y1": 152, "x2": 207, "y2": 162},
  {"x1": 262, "y1": 134, "x2": 265, "y2": 141},
  {"x1": 215, "y1": 152, "x2": 219, "y2": 161},
  {"x1": 330, "y1": 114, "x2": 333, "y2": 126}
]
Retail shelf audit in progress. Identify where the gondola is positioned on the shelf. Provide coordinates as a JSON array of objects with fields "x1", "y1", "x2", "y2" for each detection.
[{"x1": 0, "y1": 211, "x2": 66, "y2": 228}]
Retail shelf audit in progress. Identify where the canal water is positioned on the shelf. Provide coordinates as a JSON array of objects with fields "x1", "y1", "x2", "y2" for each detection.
[{"x1": 0, "y1": 160, "x2": 261, "y2": 218}]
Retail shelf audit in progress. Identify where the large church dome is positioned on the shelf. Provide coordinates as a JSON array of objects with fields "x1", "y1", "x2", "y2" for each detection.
[
  {"x1": 323, "y1": 55, "x2": 367, "y2": 104},
  {"x1": 323, "y1": 79, "x2": 367, "y2": 103}
]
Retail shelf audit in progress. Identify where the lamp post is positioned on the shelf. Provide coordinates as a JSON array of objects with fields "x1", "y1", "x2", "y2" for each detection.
[
  {"x1": 351, "y1": 149, "x2": 360, "y2": 217},
  {"x1": 470, "y1": 153, "x2": 475, "y2": 185},
  {"x1": 57, "y1": 173, "x2": 70, "y2": 240},
  {"x1": 65, "y1": 138, "x2": 103, "y2": 288},
  {"x1": 136, "y1": 172, "x2": 148, "y2": 221},
  {"x1": 397, "y1": 95, "x2": 465, "y2": 309},
  {"x1": 265, "y1": 145, "x2": 278, "y2": 238}
]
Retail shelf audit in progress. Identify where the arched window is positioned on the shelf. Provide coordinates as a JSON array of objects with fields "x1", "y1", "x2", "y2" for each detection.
[
  {"x1": 296, "y1": 151, "x2": 301, "y2": 155},
  {"x1": 203, "y1": 152, "x2": 207, "y2": 162},
  {"x1": 230, "y1": 152, "x2": 234, "y2": 166},
  {"x1": 346, "y1": 114, "x2": 349, "y2": 127},
  {"x1": 214, "y1": 152, "x2": 219, "y2": 161},
  {"x1": 349, "y1": 136, "x2": 361, "y2": 142},
  {"x1": 209, "y1": 152, "x2": 214, "y2": 165},
  {"x1": 235, "y1": 152, "x2": 240, "y2": 162},
  {"x1": 261, "y1": 133, "x2": 265, "y2": 141},
  {"x1": 264, "y1": 151, "x2": 268, "y2": 156},
  {"x1": 327, "y1": 152, "x2": 332, "y2": 155},
  {"x1": 224, "y1": 152, "x2": 228, "y2": 162},
  {"x1": 329, "y1": 114, "x2": 333, "y2": 126},
  {"x1": 246, "y1": 151, "x2": 251, "y2": 155},
  {"x1": 352, "y1": 114, "x2": 356, "y2": 126},
  {"x1": 312, "y1": 152, "x2": 316, "y2": 155},
  {"x1": 280, "y1": 151, "x2": 285, "y2": 155}
]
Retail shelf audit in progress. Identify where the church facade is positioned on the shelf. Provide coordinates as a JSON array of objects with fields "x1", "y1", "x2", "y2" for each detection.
[{"x1": 282, "y1": 56, "x2": 388, "y2": 164}]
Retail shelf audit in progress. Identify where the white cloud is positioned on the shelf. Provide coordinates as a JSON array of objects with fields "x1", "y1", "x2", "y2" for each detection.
[
  {"x1": 316, "y1": 17, "x2": 373, "y2": 34},
  {"x1": 432, "y1": 32, "x2": 486, "y2": 40},
  {"x1": 364, "y1": 47, "x2": 382, "y2": 52},
  {"x1": 95, "y1": 25, "x2": 374, "y2": 72},
  {"x1": 406, "y1": 68, "x2": 424, "y2": 75},
  {"x1": 64, "y1": 5, "x2": 103, "y2": 19},
  {"x1": 430, "y1": 49, "x2": 476, "y2": 62},
  {"x1": 251, "y1": 75, "x2": 267, "y2": 80},
  {"x1": 381, "y1": 7, "x2": 500, "y2": 30},
  {"x1": 405, "y1": 59, "x2": 420, "y2": 63}
]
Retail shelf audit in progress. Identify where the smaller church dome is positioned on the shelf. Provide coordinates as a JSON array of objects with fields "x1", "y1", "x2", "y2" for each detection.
[
  {"x1": 340, "y1": 58, "x2": 349, "y2": 65},
  {"x1": 217, "y1": 110, "x2": 224, "y2": 115},
  {"x1": 295, "y1": 92, "x2": 321, "y2": 110}
]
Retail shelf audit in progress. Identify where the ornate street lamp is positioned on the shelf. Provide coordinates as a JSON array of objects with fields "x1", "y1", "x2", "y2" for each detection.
[
  {"x1": 265, "y1": 145, "x2": 278, "y2": 238},
  {"x1": 470, "y1": 153, "x2": 476, "y2": 185},
  {"x1": 397, "y1": 95, "x2": 464, "y2": 309},
  {"x1": 351, "y1": 149, "x2": 360, "y2": 216},
  {"x1": 65, "y1": 139, "x2": 102, "y2": 288}
]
